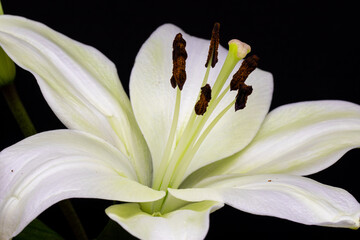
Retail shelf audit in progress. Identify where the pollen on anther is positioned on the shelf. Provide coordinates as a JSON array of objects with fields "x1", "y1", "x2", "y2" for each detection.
[
  {"x1": 205, "y1": 22, "x2": 220, "y2": 68},
  {"x1": 170, "y1": 33, "x2": 187, "y2": 90},
  {"x1": 195, "y1": 84, "x2": 212, "y2": 115},
  {"x1": 230, "y1": 55, "x2": 259, "y2": 91},
  {"x1": 235, "y1": 83, "x2": 253, "y2": 111}
]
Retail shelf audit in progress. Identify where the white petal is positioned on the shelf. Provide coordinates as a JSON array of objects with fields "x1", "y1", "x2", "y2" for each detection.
[
  {"x1": 0, "y1": 130, "x2": 164, "y2": 240},
  {"x1": 170, "y1": 174, "x2": 360, "y2": 229},
  {"x1": 0, "y1": 15, "x2": 151, "y2": 185},
  {"x1": 130, "y1": 24, "x2": 186, "y2": 174},
  {"x1": 130, "y1": 23, "x2": 273, "y2": 178},
  {"x1": 106, "y1": 201, "x2": 223, "y2": 240},
  {"x1": 189, "y1": 68, "x2": 273, "y2": 176},
  {"x1": 223, "y1": 100, "x2": 360, "y2": 175}
]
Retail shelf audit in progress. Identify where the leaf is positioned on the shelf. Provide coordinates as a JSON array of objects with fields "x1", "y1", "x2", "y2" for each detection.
[{"x1": 14, "y1": 218, "x2": 64, "y2": 240}]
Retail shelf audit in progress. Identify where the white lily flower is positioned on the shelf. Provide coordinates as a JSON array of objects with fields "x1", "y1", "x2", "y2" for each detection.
[{"x1": 0, "y1": 15, "x2": 360, "y2": 240}]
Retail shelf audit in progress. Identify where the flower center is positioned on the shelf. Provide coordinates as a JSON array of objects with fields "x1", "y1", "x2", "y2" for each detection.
[{"x1": 150, "y1": 23, "x2": 258, "y2": 213}]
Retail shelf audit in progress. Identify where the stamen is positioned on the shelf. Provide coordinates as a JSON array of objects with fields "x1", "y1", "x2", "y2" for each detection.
[
  {"x1": 235, "y1": 83, "x2": 253, "y2": 111},
  {"x1": 170, "y1": 93, "x2": 237, "y2": 189},
  {"x1": 195, "y1": 84, "x2": 212, "y2": 115},
  {"x1": 205, "y1": 22, "x2": 220, "y2": 68},
  {"x1": 230, "y1": 55, "x2": 259, "y2": 91},
  {"x1": 156, "y1": 25, "x2": 258, "y2": 200},
  {"x1": 170, "y1": 33, "x2": 187, "y2": 90}
]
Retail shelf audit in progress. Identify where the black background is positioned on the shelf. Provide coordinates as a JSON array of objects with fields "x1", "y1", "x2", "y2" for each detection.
[{"x1": 1, "y1": 0, "x2": 359, "y2": 239}]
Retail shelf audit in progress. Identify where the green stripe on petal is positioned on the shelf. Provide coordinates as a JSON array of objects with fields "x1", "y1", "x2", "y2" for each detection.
[
  {"x1": 0, "y1": 130, "x2": 164, "y2": 240},
  {"x1": 187, "y1": 68, "x2": 273, "y2": 177},
  {"x1": 225, "y1": 100, "x2": 360, "y2": 175},
  {"x1": 130, "y1": 23, "x2": 273, "y2": 183},
  {"x1": 169, "y1": 174, "x2": 360, "y2": 229},
  {"x1": 0, "y1": 15, "x2": 152, "y2": 185},
  {"x1": 106, "y1": 201, "x2": 223, "y2": 240}
]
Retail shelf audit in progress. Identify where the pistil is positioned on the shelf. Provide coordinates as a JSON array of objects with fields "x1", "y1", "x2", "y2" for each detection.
[
  {"x1": 152, "y1": 24, "x2": 258, "y2": 214},
  {"x1": 166, "y1": 41, "x2": 254, "y2": 190},
  {"x1": 211, "y1": 39, "x2": 251, "y2": 101}
]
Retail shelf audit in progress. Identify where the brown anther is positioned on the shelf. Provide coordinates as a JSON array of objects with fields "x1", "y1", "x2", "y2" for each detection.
[
  {"x1": 205, "y1": 22, "x2": 220, "y2": 68},
  {"x1": 235, "y1": 83, "x2": 253, "y2": 111},
  {"x1": 195, "y1": 84, "x2": 212, "y2": 115},
  {"x1": 230, "y1": 55, "x2": 259, "y2": 91},
  {"x1": 170, "y1": 33, "x2": 187, "y2": 90}
]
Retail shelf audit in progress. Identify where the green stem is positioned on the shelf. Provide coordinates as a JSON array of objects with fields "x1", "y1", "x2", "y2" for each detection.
[
  {"x1": 58, "y1": 200, "x2": 88, "y2": 240},
  {"x1": 1, "y1": 82, "x2": 88, "y2": 240},
  {"x1": 1, "y1": 83, "x2": 36, "y2": 137},
  {"x1": 0, "y1": 0, "x2": 4, "y2": 15}
]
